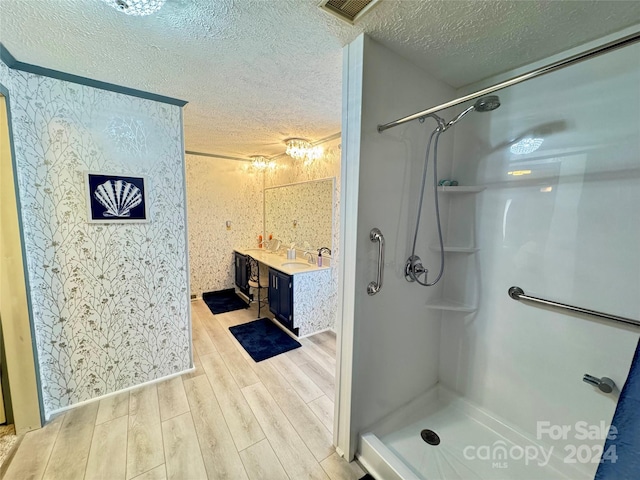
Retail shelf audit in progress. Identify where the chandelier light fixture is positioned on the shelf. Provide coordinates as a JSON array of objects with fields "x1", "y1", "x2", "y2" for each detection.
[
  {"x1": 285, "y1": 138, "x2": 324, "y2": 163},
  {"x1": 103, "y1": 0, "x2": 166, "y2": 16},
  {"x1": 306, "y1": 145, "x2": 324, "y2": 162},
  {"x1": 250, "y1": 156, "x2": 276, "y2": 171},
  {"x1": 285, "y1": 138, "x2": 312, "y2": 160}
]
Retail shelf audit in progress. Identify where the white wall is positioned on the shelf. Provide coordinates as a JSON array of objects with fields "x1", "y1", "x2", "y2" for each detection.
[
  {"x1": 186, "y1": 155, "x2": 263, "y2": 297},
  {"x1": 341, "y1": 35, "x2": 457, "y2": 454},
  {"x1": 4, "y1": 65, "x2": 191, "y2": 417},
  {"x1": 439, "y1": 34, "x2": 640, "y2": 469}
]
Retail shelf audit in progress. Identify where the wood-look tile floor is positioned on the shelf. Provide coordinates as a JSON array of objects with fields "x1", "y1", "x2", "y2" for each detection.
[{"x1": 4, "y1": 301, "x2": 365, "y2": 480}]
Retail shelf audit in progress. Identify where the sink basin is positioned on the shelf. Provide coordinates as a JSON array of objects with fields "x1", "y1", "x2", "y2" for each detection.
[{"x1": 281, "y1": 262, "x2": 312, "y2": 270}]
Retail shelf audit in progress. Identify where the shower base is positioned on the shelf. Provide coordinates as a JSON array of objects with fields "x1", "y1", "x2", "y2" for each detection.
[{"x1": 358, "y1": 385, "x2": 592, "y2": 480}]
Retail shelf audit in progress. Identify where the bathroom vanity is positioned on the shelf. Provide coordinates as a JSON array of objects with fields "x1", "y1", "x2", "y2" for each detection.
[{"x1": 233, "y1": 247, "x2": 333, "y2": 337}]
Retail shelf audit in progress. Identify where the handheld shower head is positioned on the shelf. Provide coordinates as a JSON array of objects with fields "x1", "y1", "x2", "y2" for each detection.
[
  {"x1": 441, "y1": 95, "x2": 501, "y2": 130},
  {"x1": 474, "y1": 95, "x2": 501, "y2": 112}
]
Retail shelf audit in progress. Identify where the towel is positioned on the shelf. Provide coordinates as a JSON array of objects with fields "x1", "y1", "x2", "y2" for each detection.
[{"x1": 595, "y1": 338, "x2": 640, "y2": 479}]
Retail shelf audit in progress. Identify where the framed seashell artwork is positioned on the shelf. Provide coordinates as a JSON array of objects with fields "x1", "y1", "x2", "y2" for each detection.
[{"x1": 85, "y1": 172, "x2": 149, "y2": 223}]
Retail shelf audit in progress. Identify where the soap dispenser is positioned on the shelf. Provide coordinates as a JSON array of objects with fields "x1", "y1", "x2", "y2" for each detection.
[{"x1": 317, "y1": 252, "x2": 322, "y2": 267}]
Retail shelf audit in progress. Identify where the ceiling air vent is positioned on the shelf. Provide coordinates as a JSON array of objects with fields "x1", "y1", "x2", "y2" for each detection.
[{"x1": 320, "y1": 0, "x2": 382, "y2": 24}]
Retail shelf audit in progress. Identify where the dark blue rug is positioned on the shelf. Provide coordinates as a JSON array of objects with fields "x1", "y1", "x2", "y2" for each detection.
[
  {"x1": 203, "y1": 288, "x2": 248, "y2": 315},
  {"x1": 229, "y1": 318, "x2": 301, "y2": 362}
]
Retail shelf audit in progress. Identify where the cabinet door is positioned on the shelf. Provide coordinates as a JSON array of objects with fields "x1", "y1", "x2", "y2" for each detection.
[
  {"x1": 268, "y1": 268, "x2": 279, "y2": 315},
  {"x1": 235, "y1": 253, "x2": 242, "y2": 288},
  {"x1": 277, "y1": 272, "x2": 293, "y2": 327},
  {"x1": 240, "y1": 256, "x2": 248, "y2": 292},
  {"x1": 235, "y1": 253, "x2": 249, "y2": 296}
]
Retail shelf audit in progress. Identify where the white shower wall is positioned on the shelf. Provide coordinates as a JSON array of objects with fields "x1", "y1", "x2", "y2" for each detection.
[
  {"x1": 341, "y1": 35, "x2": 457, "y2": 455},
  {"x1": 341, "y1": 30, "x2": 640, "y2": 475},
  {"x1": 439, "y1": 34, "x2": 640, "y2": 462}
]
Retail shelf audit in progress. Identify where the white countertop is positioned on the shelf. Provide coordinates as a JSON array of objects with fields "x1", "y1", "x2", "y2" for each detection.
[{"x1": 234, "y1": 247, "x2": 331, "y2": 276}]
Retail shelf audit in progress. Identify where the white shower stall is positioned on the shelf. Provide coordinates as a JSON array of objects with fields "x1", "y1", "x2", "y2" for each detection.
[{"x1": 336, "y1": 28, "x2": 640, "y2": 480}]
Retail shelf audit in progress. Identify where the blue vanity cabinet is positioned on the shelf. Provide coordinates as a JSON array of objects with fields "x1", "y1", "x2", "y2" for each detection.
[
  {"x1": 268, "y1": 268, "x2": 295, "y2": 334},
  {"x1": 234, "y1": 252, "x2": 250, "y2": 297},
  {"x1": 234, "y1": 248, "x2": 332, "y2": 337},
  {"x1": 277, "y1": 273, "x2": 292, "y2": 326}
]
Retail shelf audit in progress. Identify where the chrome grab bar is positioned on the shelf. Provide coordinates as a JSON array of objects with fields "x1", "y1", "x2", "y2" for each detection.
[
  {"x1": 367, "y1": 228, "x2": 385, "y2": 296},
  {"x1": 508, "y1": 286, "x2": 640, "y2": 328}
]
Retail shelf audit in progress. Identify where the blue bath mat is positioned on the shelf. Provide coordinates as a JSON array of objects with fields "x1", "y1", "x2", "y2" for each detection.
[
  {"x1": 229, "y1": 318, "x2": 301, "y2": 362},
  {"x1": 203, "y1": 289, "x2": 248, "y2": 315}
]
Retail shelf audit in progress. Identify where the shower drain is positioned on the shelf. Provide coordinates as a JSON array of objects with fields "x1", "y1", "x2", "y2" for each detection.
[{"x1": 420, "y1": 429, "x2": 440, "y2": 446}]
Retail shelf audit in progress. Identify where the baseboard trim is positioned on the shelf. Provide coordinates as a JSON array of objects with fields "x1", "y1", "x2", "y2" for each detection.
[
  {"x1": 298, "y1": 327, "x2": 333, "y2": 339},
  {"x1": 45, "y1": 367, "x2": 195, "y2": 420}
]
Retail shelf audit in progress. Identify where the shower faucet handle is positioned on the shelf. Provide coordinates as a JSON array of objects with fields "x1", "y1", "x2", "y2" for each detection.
[{"x1": 583, "y1": 374, "x2": 616, "y2": 394}]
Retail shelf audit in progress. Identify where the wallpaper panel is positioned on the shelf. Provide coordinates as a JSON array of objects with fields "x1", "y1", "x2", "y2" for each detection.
[
  {"x1": 185, "y1": 155, "x2": 263, "y2": 297},
  {"x1": 265, "y1": 139, "x2": 341, "y2": 331},
  {"x1": 294, "y1": 269, "x2": 335, "y2": 337},
  {"x1": 7, "y1": 69, "x2": 190, "y2": 416},
  {"x1": 0, "y1": 58, "x2": 10, "y2": 89}
]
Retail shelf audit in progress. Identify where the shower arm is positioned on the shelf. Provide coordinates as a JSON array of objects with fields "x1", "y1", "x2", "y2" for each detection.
[
  {"x1": 441, "y1": 105, "x2": 475, "y2": 131},
  {"x1": 378, "y1": 31, "x2": 640, "y2": 133}
]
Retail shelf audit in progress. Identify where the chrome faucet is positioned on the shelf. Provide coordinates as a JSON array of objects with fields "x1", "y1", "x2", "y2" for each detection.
[{"x1": 303, "y1": 251, "x2": 315, "y2": 264}]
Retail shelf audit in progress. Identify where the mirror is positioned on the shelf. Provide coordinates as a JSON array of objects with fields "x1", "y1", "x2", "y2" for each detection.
[{"x1": 264, "y1": 178, "x2": 334, "y2": 252}]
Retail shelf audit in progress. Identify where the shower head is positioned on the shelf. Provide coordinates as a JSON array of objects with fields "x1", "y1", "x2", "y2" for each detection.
[
  {"x1": 474, "y1": 95, "x2": 501, "y2": 112},
  {"x1": 441, "y1": 95, "x2": 501, "y2": 131}
]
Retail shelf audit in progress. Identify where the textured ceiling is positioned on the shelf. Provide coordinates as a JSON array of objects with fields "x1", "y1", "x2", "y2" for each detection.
[{"x1": 1, "y1": 1, "x2": 639, "y2": 158}]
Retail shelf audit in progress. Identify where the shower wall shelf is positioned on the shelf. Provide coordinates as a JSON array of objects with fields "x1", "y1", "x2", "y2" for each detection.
[
  {"x1": 429, "y1": 245, "x2": 479, "y2": 253},
  {"x1": 437, "y1": 186, "x2": 486, "y2": 193},
  {"x1": 425, "y1": 299, "x2": 477, "y2": 313},
  {"x1": 424, "y1": 185, "x2": 482, "y2": 313}
]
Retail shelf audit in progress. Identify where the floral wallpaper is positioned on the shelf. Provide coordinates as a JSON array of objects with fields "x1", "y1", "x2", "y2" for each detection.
[
  {"x1": 0, "y1": 56, "x2": 9, "y2": 90},
  {"x1": 264, "y1": 178, "x2": 333, "y2": 251},
  {"x1": 185, "y1": 155, "x2": 263, "y2": 297},
  {"x1": 293, "y1": 269, "x2": 334, "y2": 337},
  {"x1": 265, "y1": 140, "x2": 341, "y2": 332},
  {"x1": 5, "y1": 67, "x2": 191, "y2": 417}
]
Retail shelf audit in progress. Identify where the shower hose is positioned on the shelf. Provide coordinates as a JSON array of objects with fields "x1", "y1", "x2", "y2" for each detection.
[{"x1": 407, "y1": 125, "x2": 445, "y2": 287}]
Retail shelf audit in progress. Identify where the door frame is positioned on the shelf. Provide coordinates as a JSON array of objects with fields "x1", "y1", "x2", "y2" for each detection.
[
  {"x1": 0, "y1": 82, "x2": 45, "y2": 431},
  {"x1": 333, "y1": 34, "x2": 365, "y2": 460}
]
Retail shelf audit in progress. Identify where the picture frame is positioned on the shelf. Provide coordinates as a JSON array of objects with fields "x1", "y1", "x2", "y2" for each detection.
[{"x1": 85, "y1": 172, "x2": 149, "y2": 223}]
